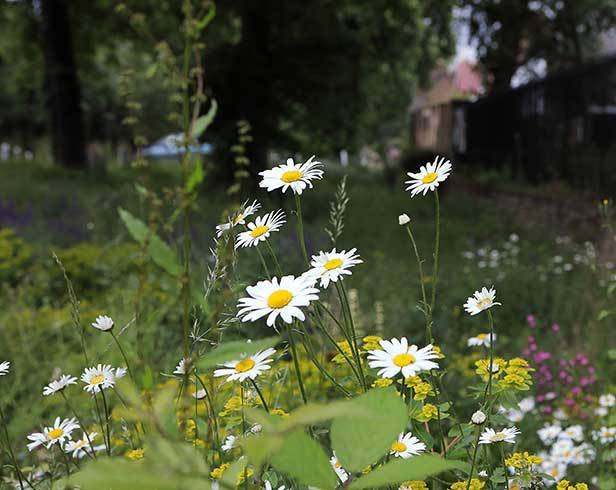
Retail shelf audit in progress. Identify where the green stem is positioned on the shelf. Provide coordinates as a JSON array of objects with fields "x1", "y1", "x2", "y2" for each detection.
[
  {"x1": 338, "y1": 282, "x2": 367, "y2": 391},
  {"x1": 0, "y1": 405, "x2": 33, "y2": 490},
  {"x1": 294, "y1": 194, "x2": 310, "y2": 266},
  {"x1": 194, "y1": 373, "x2": 222, "y2": 465},
  {"x1": 430, "y1": 190, "x2": 441, "y2": 315},
  {"x1": 286, "y1": 322, "x2": 308, "y2": 404},
  {"x1": 255, "y1": 246, "x2": 272, "y2": 279},
  {"x1": 465, "y1": 427, "x2": 482, "y2": 490},
  {"x1": 61, "y1": 392, "x2": 96, "y2": 460},
  {"x1": 111, "y1": 331, "x2": 135, "y2": 382},
  {"x1": 99, "y1": 390, "x2": 112, "y2": 456},
  {"x1": 482, "y1": 311, "x2": 495, "y2": 408},
  {"x1": 500, "y1": 444, "x2": 510, "y2": 490},
  {"x1": 92, "y1": 393, "x2": 110, "y2": 456},
  {"x1": 405, "y1": 225, "x2": 431, "y2": 342},
  {"x1": 249, "y1": 379, "x2": 269, "y2": 412},
  {"x1": 265, "y1": 240, "x2": 283, "y2": 276}
]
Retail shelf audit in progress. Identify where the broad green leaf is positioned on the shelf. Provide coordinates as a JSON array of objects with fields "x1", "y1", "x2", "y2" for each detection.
[
  {"x1": 349, "y1": 455, "x2": 468, "y2": 489},
  {"x1": 197, "y1": 337, "x2": 279, "y2": 370},
  {"x1": 242, "y1": 433, "x2": 284, "y2": 469},
  {"x1": 118, "y1": 208, "x2": 181, "y2": 276},
  {"x1": 331, "y1": 387, "x2": 407, "y2": 472},
  {"x1": 270, "y1": 429, "x2": 338, "y2": 490},
  {"x1": 192, "y1": 99, "x2": 218, "y2": 138},
  {"x1": 278, "y1": 401, "x2": 368, "y2": 431},
  {"x1": 244, "y1": 408, "x2": 283, "y2": 433},
  {"x1": 598, "y1": 309, "x2": 611, "y2": 321},
  {"x1": 185, "y1": 156, "x2": 204, "y2": 194}
]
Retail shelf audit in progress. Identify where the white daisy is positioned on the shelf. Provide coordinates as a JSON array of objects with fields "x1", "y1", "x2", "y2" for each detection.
[
  {"x1": 367, "y1": 338, "x2": 440, "y2": 379},
  {"x1": 330, "y1": 452, "x2": 349, "y2": 483},
  {"x1": 43, "y1": 374, "x2": 78, "y2": 396},
  {"x1": 0, "y1": 361, "x2": 10, "y2": 376},
  {"x1": 467, "y1": 332, "x2": 496, "y2": 347},
  {"x1": 174, "y1": 358, "x2": 191, "y2": 376},
  {"x1": 537, "y1": 424, "x2": 562, "y2": 445},
  {"x1": 540, "y1": 459, "x2": 567, "y2": 482},
  {"x1": 27, "y1": 417, "x2": 79, "y2": 451},
  {"x1": 599, "y1": 394, "x2": 615, "y2": 408},
  {"x1": 235, "y1": 210, "x2": 286, "y2": 249},
  {"x1": 463, "y1": 287, "x2": 502, "y2": 316},
  {"x1": 593, "y1": 426, "x2": 616, "y2": 444},
  {"x1": 81, "y1": 364, "x2": 116, "y2": 394},
  {"x1": 307, "y1": 248, "x2": 363, "y2": 288},
  {"x1": 259, "y1": 155, "x2": 323, "y2": 195},
  {"x1": 390, "y1": 432, "x2": 426, "y2": 459},
  {"x1": 221, "y1": 435, "x2": 237, "y2": 452},
  {"x1": 518, "y1": 397, "x2": 535, "y2": 413},
  {"x1": 559, "y1": 425, "x2": 584, "y2": 442},
  {"x1": 398, "y1": 214, "x2": 411, "y2": 225},
  {"x1": 471, "y1": 410, "x2": 486, "y2": 425},
  {"x1": 213, "y1": 348, "x2": 276, "y2": 383},
  {"x1": 237, "y1": 275, "x2": 319, "y2": 327},
  {"x1": 216, "y1": 200, "x2": 261, "y2": 237},
  {"x1": 405, "y1": 155, "x2": 452, "y2": 197},
  {"x1": 64, "y1": 432, "x2": 105, "y2": 458},
  {"x1": 478, "y1": 426, "x2": 520, "y2": 444},
  {"x1": 91, "y1": 315, "x2": 114, "y2": 332}
]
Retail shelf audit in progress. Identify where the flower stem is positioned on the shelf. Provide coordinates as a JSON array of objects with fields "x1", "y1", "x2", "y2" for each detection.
[
  {"x1": 255, "y1": 246, "x2": 272, "y2": 279},
  {"x1": 0, "y1": 405, "x2": 32, "y2": 490},
  {"x1": 92, "y1": 393, "x2": 110, "y2": 456},
  {"x1": 61, "y1": 392, "x2": 96, "y2": 459},
  {"x1": 338, "y1": 282, "x2": 367, "y2": 391},
  {"x1": 500, "y1": 444, "x2": 510, "y2": 489},
  {"x1": 264, "y1": 240, "x2": 283, "y2": 276},
  {"x1": 286, "y1": 322, "x2": 308, "y2": 404},
  {"x1": 249, "y1": 378, "x2": 270, "y2": 412},
  {"x1": 405, "y1": 225, "x2": 431, "y2": 342},
  {"x1": 430, "y1": 190, "x2": 441, "y2": 320},
  {"x1": 111, "y1": 331, "x2": 135, "y2": 382},
  {"x1": 99, "y1": 390, "x2": 112, "y2": 456},
  {"x1": 482, "y1": 311, "x2": 495, "y2": 407},
  {"x1": 465, "y1": 426, "x2": 482, "y2": 490},
  {"x1": 294, "y1": 194, "x2": 310, "y2": 266},
  {"x1": 194, "y1": 373, "x2": 222, "y2": 465}
]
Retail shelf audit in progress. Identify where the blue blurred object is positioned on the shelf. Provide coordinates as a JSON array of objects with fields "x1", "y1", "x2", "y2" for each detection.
[{"x1": 142, "y1": 133, "x2": 214, "y2": 158}]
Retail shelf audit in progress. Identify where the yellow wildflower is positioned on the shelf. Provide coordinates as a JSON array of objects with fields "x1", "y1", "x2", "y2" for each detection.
[
  {"x1": 237, "y1": 467, "x2": 254, "y2": 484},
  {"x1": 126, "y1": 448, "x2": 144, "y2": 461},
  {"x1": 372, "y1": 378, "x2": 394, "y2": 388},
  {"x1": 362, "y1": 335, "x2": 383, "y2": 351},
  {"x1": 270, "y1": 408, "x2": 289, "y2": 417},
  {"x1": 433, "y1": 345, "x2": 446, "y2": 359},
  {"x1": 505, "y1": 452, "x2": 543, "y2": 469},
  {"x1": 400, "y1": 481, "x2": 428, "y2": 490},
  {"x1": 475, "y1": 358, "x2": 507, "y2": 379},
  {"x1": 450, "y1": 479, "x2": 485, "y2": 490},
  {"x1": 420, "y1": 403, "x2": 439, "y2": 420},
  {"x1": 332, "y1": 341, "x2": 353, "y2": 364},
  {"x1": 405, "y1": 375, "x2": 422, "y2": 387},
  {"x1": 412, "y1": 381, "x2": 433, "y2": 400},
  {"x1": 210, "y1": 463, "x2": 230, "y2": 479},
  {"x1": 556, "y1": 481, "x2": 589, "y2": 490}
]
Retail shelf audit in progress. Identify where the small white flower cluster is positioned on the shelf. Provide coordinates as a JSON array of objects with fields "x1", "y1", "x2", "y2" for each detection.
[
  {"x1": 500, "y1": 397, "x2": 535, "y2": 423},
  {"x1": 537, "y1": 422, "x2": 596, "y2": 482}
]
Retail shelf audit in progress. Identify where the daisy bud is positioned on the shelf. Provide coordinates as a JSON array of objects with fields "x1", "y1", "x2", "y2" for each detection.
[
  {"x1": 91, "y1": 315, "x2": 114, "y2": 332},
  {"x1": 471, "y1": 410, "x2": 486, "y2": 425},
  {"x1": 398, "y1": 214, "x2": 411, "y2": 226}
]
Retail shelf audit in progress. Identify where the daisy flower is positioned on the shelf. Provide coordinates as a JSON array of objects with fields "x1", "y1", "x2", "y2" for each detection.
[
  {"x1": 471, "y1": 410, "x2": 486, "y2": 425},
  {"x1": 479, "y1": 426, "x2": 520, "y2": 445},
  {"x1": 213, "y1": 348, "x2": 276, "y2": 383},
  {"x1": 390, "y1": 432, "x2": 426, "y2": 458},
  {"x1": 467, "y1": 332, "x2": 496, "y2": 347},
  {"x1": 43, "y1": 374, "x2": 78, "y2": 396},
  {"x1": 221, "y1": 435, "x2": 237, "y2": 452},
  {"x1": 235, "y1": 210, "x2": 286, "y2": 249},
  {"x1": 307, "y1": 248, "x2": 362, "y2": 288},
  {"x1": 593, "y1": 426, "x2": 616, "y2": 444},
  {"x1": 541, "y1": 459, "x2": 567, "y2": 482},
  {"x1": 91, "y1": 315, "x2": 114, "y2": 332},
  {"x1": 405, "y1": 155, "x2": 452, "y2": 197},
  {"x1": 560, "y1": 425, "x2": 584, "y2": 442},
  {"x1": 237, "y1": 275, "x2": 319, "y2": 327},
  {"x1": 599, "y1": 394, "x2": 615, "y2": 408},
  {"x1": 367, "y1": 338, "x2": 440, "y2": 378},
  {"x1": 27, "y1": 417, "x2": 79, "y2": 451},
  {"x1": 216, "y1": 200, "x2": 261, "y2": 237},
  {"x1": 464, "y1": 287, "x2": 502, "y2": 316},
  {"x1": 81, "y1": 364, "x2": 116, "y2": 394},
  {"x1": 330, "y1": 452, "x2": 349, "y2": 483},
  {"x1": 174, "y1": 358, "x2": 191, "y2": 376},
  {"x1": 537, "y1": 424, "x2": 562, "y2": 445},
  {"x1": 259, "y1": 155, "x2": 323, "y2": 195},
  {"x1": 0, "y1": 361, "x2": 9, "y2": 376},
  {"x1": 64, "y1": 432, "x2": 105, "y2": 458}
]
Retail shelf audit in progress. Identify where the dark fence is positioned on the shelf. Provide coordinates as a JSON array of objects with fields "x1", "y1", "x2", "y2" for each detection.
[{"x1": 464, "y1": 56, "x2": 616, "y2": 195}]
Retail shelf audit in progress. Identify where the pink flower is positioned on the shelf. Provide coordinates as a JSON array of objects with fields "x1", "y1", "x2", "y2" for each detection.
[
  {"x1": 551, "y1": 323, "x2": 560, "y2": 332},
  {"x1": 527, "y1": 315, "x2": 537, "y2": 328}
]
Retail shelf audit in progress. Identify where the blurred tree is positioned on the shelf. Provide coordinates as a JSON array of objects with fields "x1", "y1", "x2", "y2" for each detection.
[
  {"x1": 461, "y1": 0, "x2": 616, "y2": 92},
  {"x1": 40, "y1": 0, "x2": 86, "y2": 168}
]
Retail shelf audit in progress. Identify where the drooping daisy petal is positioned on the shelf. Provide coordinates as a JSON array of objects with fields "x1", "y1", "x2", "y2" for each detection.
[
  {"x1": 479, "y1": 426, "x2": 520, "y2": 445},
  {"x1": 174, "y1": 358, "x2": 191, "y2": 376},
  {"x1": 91, "y1": 315, "x2": 114, "y2": 332},
  {"x1": 43, "y1": 374, "x2": 78, "y2": 396},
  {"x1": 237, "y1": 275, "x2": 319, "y2": 327},
  {"x1": 0, "y1": 361, "x2": 10, "y2": 376},
  {"x1": 259, "y1": 155, "x2": 323, "y2": 195},
  {"x1": 27, "y1": 417, "x2": 80, "y2": 451},
  {"x1": 216, "y1": 200, "x2": 261, "y2": 237},
  {"x1": 463, "y1": 286, "x2": 502, "y2": 316},
  {"x1": 235, "y1": 209, "x2": 286, "y2": 249},
  {"x1": 405, "y1": 156, "x2": 452, "y2": 197},
  {"x1": 64, "y1": 432, "x2": 105, "y2": 459},
  {"x1": 306, "y1": 248, "x2": 363, "y2": 288},
  {"x1": 367, "y1": 338, "x2": 440, "y2": 379},
  {"x1": 390, "y1": 432, "x2": 426, "y2": 458},
  {"x1": 213, "y1": 348, "x2": 276, "y2": 383}
]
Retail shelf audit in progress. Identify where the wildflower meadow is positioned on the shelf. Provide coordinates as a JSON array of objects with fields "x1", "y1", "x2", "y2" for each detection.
[{"x1": 1, "y1": 2, "x2": 616, "y2": 490}]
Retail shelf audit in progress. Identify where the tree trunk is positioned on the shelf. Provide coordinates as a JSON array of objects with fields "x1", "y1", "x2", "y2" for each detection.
[{"x1": 40, "y1": 0, "x2": 86, "y2": 168}]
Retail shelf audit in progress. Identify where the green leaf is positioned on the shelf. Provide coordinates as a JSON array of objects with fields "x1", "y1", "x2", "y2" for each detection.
[
  {"x1": 185, "y1": 156, "x2": 204, "y2": 194},
  {"x1": 349, "y1": 455, "x2": 468, "y2": 489},
  {"x1": 278, "y1": 401, "x2": 368, "y2": 431},
  {"x1": 197, "y1": 337, "x2": 279, "y2": 371},
  {"x1": 331, "y1": 387, "x2": 407, "y2": 472},
  {"x1": 118, "y1": 208, "x2": 181, "y2": 276},
  {"x1": 196, "y1": 4, "x2": 216, "y2": 30},
  {"x1": 242, "y1": 433, "x2": 284, "y2": 469},
  {"x1": 598, "y1": 309, "x2": 611, "y2": 321},
  {"x1": 270, "y1": 429, "x2": 338, "y2": 490},
  {"x1": 192, "y1": 99, "x2": 218, "y2": 139}
]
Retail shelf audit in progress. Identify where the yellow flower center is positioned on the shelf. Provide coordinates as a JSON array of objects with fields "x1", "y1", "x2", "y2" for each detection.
[
  {"x1": 393, "y1": 353, "x2": 416, "y2": 367},
  {"x1": 477, "y1": 334, "x2": 488, "y2": 340},
  {"x1": 324, "y1": 258, "x2": 343, "y2": 270},
  {"x1": 48, "y1": 428, "x2": 64, "y2": 440},
  {"x1": 281, "y1": 170, "x2": 303, "y2": 183},
  {"x1": 421, "y1": 172, "x2": 438, "y2": 184},
  {"x1": 235, "y1": 358, "x2": 256, "y2": 373},
  {"x1": 250, "y1": 225, "x2": 270, "y2": 238},
  {"x1": 267, "y1": 289, "x2": 293, "y2": 309},
  {"x1": 233, "y1": 213, "x2": 245, "y2": 225},
  {"x1": 494, "y1": 432, "x2": 505, "y2": 439},
  {"x1": 391, "y1": 441, "x2": 407, "y2": 453},
  {"x1": 477, "y1": 298, "x2": 492, "y2": 308},
  {"x1": 89, "y1": 374, "x2": 105, "y2": 385}
]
